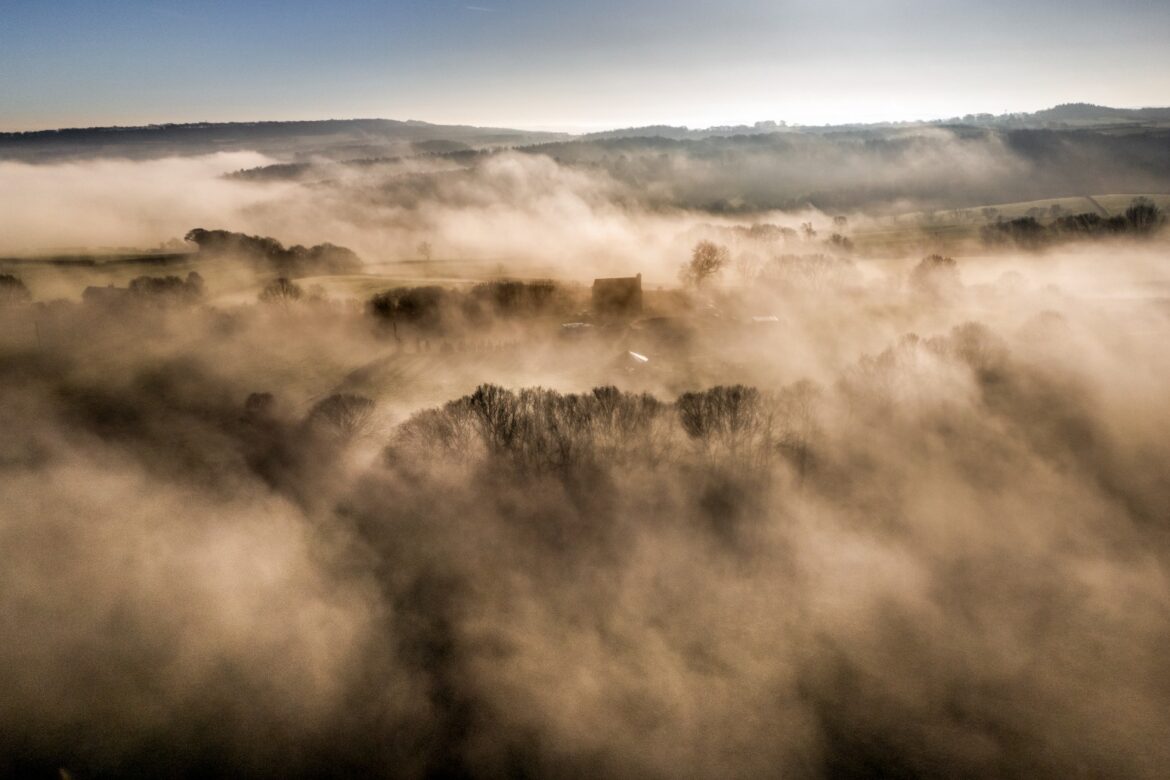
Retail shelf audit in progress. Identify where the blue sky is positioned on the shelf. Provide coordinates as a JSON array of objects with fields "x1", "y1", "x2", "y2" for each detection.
[{"x1": 1, "y1": 0, "x2": 1168, "y2": 131}]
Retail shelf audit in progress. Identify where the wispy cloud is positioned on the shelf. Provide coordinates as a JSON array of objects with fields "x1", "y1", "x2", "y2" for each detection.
[{"x1": 464, "y1": 5, "x2": 498, "y2": 12}]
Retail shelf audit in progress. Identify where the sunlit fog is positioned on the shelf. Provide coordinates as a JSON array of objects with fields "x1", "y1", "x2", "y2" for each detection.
[{"x1": 3, "y1": 1, "x2": 1170, "y2": 776}]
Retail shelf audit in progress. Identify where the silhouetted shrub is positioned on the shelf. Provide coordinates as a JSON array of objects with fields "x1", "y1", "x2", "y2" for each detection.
[
  {"x1": 826, "y1": 233, "x2": 854, "y2": 252},
  {"x1": 259, "y1": 277, "x2": 304, "y2": 304},
  {"x1": 1124, "y1": 197, "x2": 1165, "y2": 234}
]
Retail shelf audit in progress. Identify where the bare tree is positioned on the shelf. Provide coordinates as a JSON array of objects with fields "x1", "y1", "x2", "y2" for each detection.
[
  {"x1": 677, "y1": 385, "x2": 768, "y2": 462},
  {"x1": 307, "y1": 394, "x2": 375, "y2": 438},
  {"x1": 774, "y1": 380, "x2": 820, "y2": 484},
  {"x1": 761, "y1": 253, "x2": 858, "y2": 293},
  {"x1": 468, "y1": 384, "x2": 521, "y2": 453},
  {"x1": 680, "y1": 240, "x2": 729, "y2": 288},
  {"x1": 733, "y1": 250, "x2": 763, "y2": 284}
]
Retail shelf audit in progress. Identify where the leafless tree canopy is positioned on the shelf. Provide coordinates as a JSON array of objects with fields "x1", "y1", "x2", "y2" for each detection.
[{"x1": 680, "y1": 240, "x2": 729, "y2": 288}]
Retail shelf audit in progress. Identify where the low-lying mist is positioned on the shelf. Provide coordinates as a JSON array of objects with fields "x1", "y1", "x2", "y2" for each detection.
[
  {"x1": 1, "y1": 144, "x2": 1169, "y2": 777},
  {"x1": 9, "y1": 124, "x2": 1167, "y2": 284}
]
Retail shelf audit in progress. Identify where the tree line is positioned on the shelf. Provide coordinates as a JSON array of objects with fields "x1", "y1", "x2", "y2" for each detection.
[{"x1": 982, "y1": 197, "x2": 1165, "y2": 248}]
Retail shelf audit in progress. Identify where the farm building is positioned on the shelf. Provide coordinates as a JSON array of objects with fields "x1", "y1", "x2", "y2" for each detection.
[{"x1": 592, "y1": 273, "x2": 642, "y2": 316}]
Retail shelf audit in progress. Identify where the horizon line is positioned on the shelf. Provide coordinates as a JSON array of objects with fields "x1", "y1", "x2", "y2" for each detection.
[{"x1": 3, "y1": 101, "x2": 1169, "y2": 137}]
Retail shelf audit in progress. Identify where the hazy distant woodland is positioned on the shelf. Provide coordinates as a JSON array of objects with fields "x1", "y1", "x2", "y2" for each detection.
[{"x1": 2, "y1": 108, "x2": 1170, "y2": 777}]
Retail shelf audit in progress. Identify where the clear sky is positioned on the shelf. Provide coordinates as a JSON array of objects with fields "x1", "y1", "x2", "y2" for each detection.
[{"x1": 1, "y1": 0, "x2": 1168, "y2": 132}]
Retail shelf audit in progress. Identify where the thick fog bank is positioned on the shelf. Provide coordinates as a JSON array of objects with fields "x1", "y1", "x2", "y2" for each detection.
[{"x1": 2, "y1": 230, "x2": 1169, "y2": 776}]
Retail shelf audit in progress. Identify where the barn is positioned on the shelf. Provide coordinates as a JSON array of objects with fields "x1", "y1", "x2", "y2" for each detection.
[{"x1": 591, "y1": 273, "x2": 642, "y2": 316}]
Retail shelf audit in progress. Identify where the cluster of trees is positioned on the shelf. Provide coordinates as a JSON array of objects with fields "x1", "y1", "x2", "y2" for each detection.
[
  {"x1": 184, "y1": 228, "x2": 361, "y2": 277},
  {"x1": 238, "y1": 390, "x2": 377, "y2": 502},
  {"x1": 982, "y1": 198, "x2": 1165, "y2": 248},
  {"x1": 757, "y1": 253, "x2": 860, "y2": 292},
  {"x1": 389, "y1": 382, "x2": 820, "y2": 478},
  {"x1": 127, "y1": 272, "x2": 204, "y2": 301},
  {"x1": 81, "y1": 272, "x2": 205, "y2": 306},
  {"x1": 368, "y1": 279, "x2": 566, "y2": 336},
  {"x1": 685, "y1": 223, "x2": 855, "y2": 289},
  {"x1": 467, "y1": 278, "x2": 560, "y2": 317},
  {"x1": 368, "y1": 286, "x2": 451, "y2": 336},
  {"x1": 7, "y1": 269, "x2": 326, "y2": 310},
  {"x1": 725, "y1": 251, "x2": 956, "y2": 298},
  {"x1": 391, "y1": 385, "x2": 666, "y2": 474},
  {"x1": 697, "y1": 223, "x2": 800, "y2": 245}
]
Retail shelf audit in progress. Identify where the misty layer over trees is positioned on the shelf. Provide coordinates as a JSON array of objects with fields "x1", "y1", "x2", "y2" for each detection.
[
  {"x1": 4, "y1": 120, "x2": 1170, "y2": 275},
  {"x1": 221, "y1": 124, "x2": 1170, "y2": 215},
  {"x1": 1, "y1": 114, "x2": 1170, "y2": 776},
  {"x1": 4, "y1": 219, "x2": 1170, "y2": 776}
]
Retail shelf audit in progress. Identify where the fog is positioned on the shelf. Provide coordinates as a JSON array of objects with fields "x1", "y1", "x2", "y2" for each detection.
[
  {"x1": 1, "y1": 142, "x2": 1169, "y2": 777},
  {"x1": 5, "y1": 125, "x2": 1168, "y2": 287},
  {"x1": 0, "y1": 153, "x2": 284, "y2": 253}
]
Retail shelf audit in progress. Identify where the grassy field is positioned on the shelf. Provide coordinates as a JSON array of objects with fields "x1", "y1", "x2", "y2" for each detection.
[{"x1": 852, "y1": 193, "x2": 1170, "y2": 256}]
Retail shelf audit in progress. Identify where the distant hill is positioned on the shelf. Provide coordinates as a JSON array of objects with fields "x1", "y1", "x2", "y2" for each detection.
[
  {"x1": 4, "y1": 104, "x2": 1169, "y2": 167},
  {"x1": 939, "y1": 103, "x2": 1170, "y2": 129},
  {"x1": 1030, "y1": 103, "x2": 1170, "y2": 123},
  {"x1": 0, "y1": 118, "x2": 570, "y2": 163},
  {"x1": 580, "y1": 105, "x2": 1170, "y2": 141},
  {"x1": 1033, "y1": 103, "x2": 1137, "y2": 121},
  {"x1": 582, "y1": 121, "x2": 788, "y2": 141}
]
